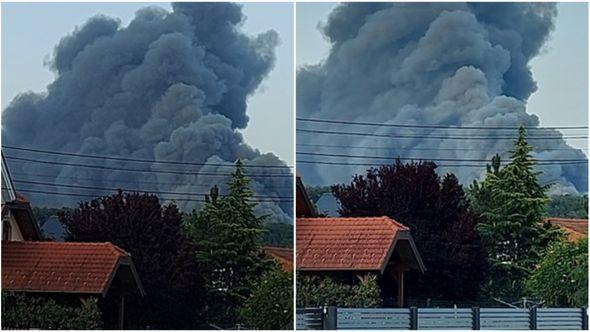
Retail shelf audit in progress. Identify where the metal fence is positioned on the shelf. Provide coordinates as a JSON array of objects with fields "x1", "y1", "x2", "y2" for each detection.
[
  {"x1": 296, "y1": 306, "x2": 588, "y2": 330},
  {"x1": 296, "y1": 308, "x2": 325, "y2": 330},
  {"x1": 339, "y1": 308, "x2": 411, "y2": 330}
]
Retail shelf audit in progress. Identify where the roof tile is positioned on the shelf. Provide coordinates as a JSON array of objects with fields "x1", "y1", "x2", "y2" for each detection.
[
  {"x1": 296, "y1": 216, "x2": 408, "y2": 271},
  {"x1": 2, "y1": 241, "x2": 130, "y2": 294},
  {"x1": 262, "y1": 246, "x2": 293, "y2": 272},
  {"x1": 544, "y1": 218, "x2": 588, "y2": 242}
]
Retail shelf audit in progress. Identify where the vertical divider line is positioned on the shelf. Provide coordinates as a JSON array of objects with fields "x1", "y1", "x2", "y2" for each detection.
[{"x1": 292, "y1": 0, "x2": 297, "y2": 330}]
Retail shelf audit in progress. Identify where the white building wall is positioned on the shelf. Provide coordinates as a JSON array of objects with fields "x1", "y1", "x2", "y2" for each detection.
[
  {"x1": 1, "y1": 155, "x2": 16, "y2": 204},
  {"x1": 2, "y1": 212, "x2": 24, "y2": 241}
]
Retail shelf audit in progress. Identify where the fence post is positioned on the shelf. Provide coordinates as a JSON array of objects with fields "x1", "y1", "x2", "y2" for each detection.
[
  {"x1": 410, "y1": 306, "x2": 418, "y2": 330},
  {"x1": 472, "y1": 307, "x2": 480, "y2": 330},
  {"x1": 582, "y1": 307, "x2": 588, "y2": 330},
  {"x1": 323, "y1": 306, "x2": 337, "y2": 330},
  {"x1": 529, "y1": 306, "x2": 537, "y2": 330}
]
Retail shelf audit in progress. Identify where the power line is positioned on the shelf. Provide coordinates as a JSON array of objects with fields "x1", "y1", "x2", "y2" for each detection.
[
  {"x1": 2, "y1": 187, "x2": 208, "y2": 203},
  {"x1": 4, "y1": 156, "x2": 293, "y2": 178},
  {"x1": 2, "y1": 145, "x2": 293, "y2": 169},
  {"x1": 297, "y1": 117, "x2": 589, "y2": 130},
  {"x1": 13, "y1": 179, "x2": 293, "y2": 201},
  {"x1": 10, "y1": 172, "x2": 295, "y2": 190},
  {"x1": 296, "y1": 151, "x2": 589, "y2": 163},
  {"x1": 297, "y1": 159, "x2": 588, "y2": 168},
  {"x1": 296, "y1": 128, "x2": 588, "y2": 140},
  {"x1": 296, "y1": 143, "x2": 588, "y2": 152},
  {"x1": 11, "y1": 172, "x2": 219, "y2": 188}
]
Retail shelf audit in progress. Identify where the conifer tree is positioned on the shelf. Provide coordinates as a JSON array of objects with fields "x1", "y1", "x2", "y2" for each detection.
[
  {"x1": 469, "y1": 126, "x2": 563, "y2": 298},
  {"x1": 182, "y1": 160, "x2": 270, "y2": 328}
]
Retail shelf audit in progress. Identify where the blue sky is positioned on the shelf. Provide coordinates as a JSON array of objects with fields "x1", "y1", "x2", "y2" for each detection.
[
  {"x1": 297, "y1": 2, "x2": 588, "y2": 155},
  {"x1": 1, "y1": 2, "x2": 294, "y2": 164}
]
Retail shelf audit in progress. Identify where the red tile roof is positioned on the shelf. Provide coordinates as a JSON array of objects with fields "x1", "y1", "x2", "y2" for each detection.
[
  {"x1": 2, "y1": 241, "x2": 143, "y2": 296},
  {"x1": 262, "y1": 246, "x2": 293, "y2": 272},
  {"x1": 544, "y1": 218, "x2": 588, "y2": 242},
  {"x1": 296, "y1": 216, "x2": 411, "y2": 271}
]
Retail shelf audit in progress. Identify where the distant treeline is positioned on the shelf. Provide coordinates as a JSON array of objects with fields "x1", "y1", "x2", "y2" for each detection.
[
  {"x1": 545, "y1": 195, "x2": 588, "y2": 219},
  {"x1": 306, "y1": 186, "x2": 588, "y2": 219},
  {"x1": 32, "y1": 206, "x2": 293, "y2": 247}
]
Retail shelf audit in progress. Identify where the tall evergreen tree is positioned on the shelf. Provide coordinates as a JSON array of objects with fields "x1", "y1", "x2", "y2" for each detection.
[
  {"x1": 182, "y1": 160, "x2": 271, "y2": 328},
  {"x1": 469, "y1": 126, "x2": 562, "y2": 298}
]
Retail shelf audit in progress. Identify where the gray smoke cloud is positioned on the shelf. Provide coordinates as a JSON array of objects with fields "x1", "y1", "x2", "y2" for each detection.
[
  {"x1": 297, "y1": 2, "x2": 587, "y2": 194},
  {"x1": 2, "y1": 2, "x2": 293, "y2": 222}
]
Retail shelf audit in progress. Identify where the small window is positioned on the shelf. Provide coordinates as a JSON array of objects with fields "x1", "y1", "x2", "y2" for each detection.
[{"x1": 2, "y1": 220, "x2": 12, "y2": 241}]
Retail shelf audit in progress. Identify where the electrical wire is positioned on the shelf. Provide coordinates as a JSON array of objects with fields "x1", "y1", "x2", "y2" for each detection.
[
  {"x1": 12, "y1": 179, "x2": 293, "y2": 201},
  {"x1": 297, "y1": 117, "x2": 589, "y2": 130},
  {"x1": 2, "y1": 145, "x2": 293, "y2": 169},
  {"x1": 4, "y1": 156, "x2": 293, "y2": 178}
]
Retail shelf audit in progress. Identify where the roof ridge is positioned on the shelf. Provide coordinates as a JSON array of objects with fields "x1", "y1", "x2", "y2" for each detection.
[
  {"x1": 104, "y1": 242, "x2": 131, "y2": 257},
  {"x1": 381, "y1": 216, "x2": 409, "y2": 230},
  {"x1": 263, "y1": 246, "x2": 292, "y2": 250},
  {"x1": 297, "y1": 216, "x2": 409, "y2": 230},
  {"x1": 2, "y1": 241, "x2": 130, "y2": 256},
  {"x1": 544, "y1": 217, "x2": 588, "y2": 222}
]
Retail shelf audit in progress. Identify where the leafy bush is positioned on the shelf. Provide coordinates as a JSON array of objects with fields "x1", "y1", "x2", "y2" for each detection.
[
  {"x1": 1, "y1": 292, "x2": 102, "y2": 329},
  {"x1": 297, "y1": 274, "x2": 381, "y2": 307},
  {"x1": 526, "y1": 238, "x2": 588, "y2": 307},
  {"x1": 240, "y1": 268, "x2": 293, "y2": 330}
]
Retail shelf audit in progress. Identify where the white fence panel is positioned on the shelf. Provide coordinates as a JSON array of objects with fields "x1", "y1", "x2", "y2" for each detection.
[{"x1": 337, "y1": 308, "x2": 411, "y2": 330}]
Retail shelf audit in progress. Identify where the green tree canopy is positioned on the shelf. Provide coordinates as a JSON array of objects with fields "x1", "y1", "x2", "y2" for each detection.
[
  {"x1": 262, "y1": 222, "x2": 293, "y2": 247},
  {"x1": 526, "y1": 238, "x2": 588, "y2": 307},
  {"x1": 182, "y1": 160, "x2": 272, "y2": 328},
  {"x1": 469, "y1": 126, "x2": 563, "y2": 298},
  {"x1": 59, "y1": 191, "x2": 202, "y2": 329},
  {"x1": 240, "y1": 268, "x2": 293, "y2": 330},
  {"x1": 546, "y1": 195, "x2": 588, "y2": 219},
  {"x1": 332, "y1": 162, "x2": 488, "y2": 301}
]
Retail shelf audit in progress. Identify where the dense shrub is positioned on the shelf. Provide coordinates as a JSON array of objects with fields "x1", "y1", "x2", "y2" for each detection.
[
  {"x1": 526, "y1": 238, "x2": 588, "y2": 307},
  {"x1": 240, "y1": 268, "x2": 293, "y2": 330},
  {"x1": 1, "y1": 292, "x2": 102, "y2": 329},
  {"x1": 297, "y1": 274, "x2": 381, "y2": 308}
]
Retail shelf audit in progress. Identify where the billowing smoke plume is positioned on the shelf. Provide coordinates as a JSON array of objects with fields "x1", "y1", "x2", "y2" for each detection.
[
  {"x1": 2, "y1": 2, "x2": 292, "y2": 222},
  {"x1": 297, "y1": 3, "x2": 587, "y2": 194}
]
